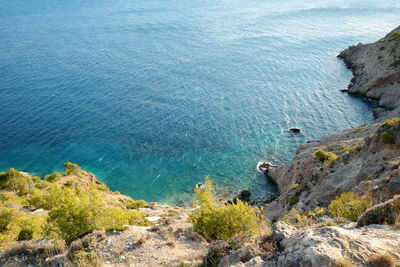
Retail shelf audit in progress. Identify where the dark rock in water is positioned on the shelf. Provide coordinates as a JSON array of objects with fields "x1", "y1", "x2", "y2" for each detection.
[
  {"x1": 237, "y1": 189, "x2": 251, "y2": 202},
  {"x1": 289, "y1": 127, "x2": 301, "y2": 133},
  {"x1": 340, "y1": 89, "x2": 349, "y2": 93},
  {"x1": 226, "y1": 189, "x2": 251, "y2": 205},
  {"x1": 177, "y1": 200, "x2": 185, "y2": 207},
  {"x1": 258, "y1": 162, "x2": 277, "y2": 174}
]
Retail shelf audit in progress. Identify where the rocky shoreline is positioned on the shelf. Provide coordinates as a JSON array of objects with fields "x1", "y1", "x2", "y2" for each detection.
[
  {"x1": 337, "y1": 26, "x2": 400, "y2": 120},
  {"x1": 263, "y1": 26, "x2": 400, "y2": 221}
]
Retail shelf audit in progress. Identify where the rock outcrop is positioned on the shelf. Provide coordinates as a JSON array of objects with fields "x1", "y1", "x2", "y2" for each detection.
[
  {"x1": 275, "y1": 222, "x2": 400, "y2": 267},
  {"x1": 338, "y1": 26, "x2": 400, "y2": 120},
  {"x1": 265, "y1": 120, "x2": 400, "y2": 221}
]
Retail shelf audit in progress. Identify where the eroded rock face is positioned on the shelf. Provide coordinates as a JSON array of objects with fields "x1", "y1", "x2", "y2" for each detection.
[
  {"x1": 338, "y1": 26, "x2": 400, "y2": 120},
  {"x1": 276, "y1": 223, "x2": 400, "y2": 267},
  {"x1": 265, "y1": 121, "x2": 400, "y2": 221}
]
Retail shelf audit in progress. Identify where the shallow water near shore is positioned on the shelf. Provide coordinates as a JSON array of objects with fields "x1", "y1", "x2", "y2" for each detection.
[{"x1": 0, "y1": 0, "x2": 399, "y2": 203}]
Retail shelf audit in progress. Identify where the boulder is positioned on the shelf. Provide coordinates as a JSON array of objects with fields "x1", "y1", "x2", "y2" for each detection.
[
  {"x1": 289, "y1": 127, "x2": 301, "y2": 133},
  {"x1": 277, "y1": 224, "x2": 400, "y2": 266}
]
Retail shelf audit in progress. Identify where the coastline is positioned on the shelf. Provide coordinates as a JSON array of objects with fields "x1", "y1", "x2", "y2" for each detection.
[
  {"x1": 337, "y1": 26, "x2": 400, "y2": 120},
  {"x1": 1, "y1": 26, "x2": 400, "y2": 267},
  {"x1": 263, "y1": 25, "x2": 400, "y2": 222}
]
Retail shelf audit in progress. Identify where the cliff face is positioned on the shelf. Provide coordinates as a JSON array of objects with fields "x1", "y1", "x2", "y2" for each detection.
[
  {"x1": 338, "y1": 26, "x2": 400, "y2": 120},
  {"x1": 266, "y1": 121, "x2": 400, "y2": 221}
]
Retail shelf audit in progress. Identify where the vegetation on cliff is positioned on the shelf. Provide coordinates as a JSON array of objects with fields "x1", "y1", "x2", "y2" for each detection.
[
  {"x1": 189, "y1": 178, "x2": 267, "y2": 241},
  {"x1": 0, "y1": 163, "x2": 151, "y2": 250}
]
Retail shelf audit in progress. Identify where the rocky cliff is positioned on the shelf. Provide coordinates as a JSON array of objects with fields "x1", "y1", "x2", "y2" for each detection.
[
  {"x1": 338, "y1": 26, "x2": 400, "y2": 120},
  {"x1": 266, "y1": 120, "x2": 400, "y2": 222}
]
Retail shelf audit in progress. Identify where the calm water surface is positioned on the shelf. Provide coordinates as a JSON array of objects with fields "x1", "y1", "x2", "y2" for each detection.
[{"x1": 0, "y1": 0, "x2": 399, "y2": 203}]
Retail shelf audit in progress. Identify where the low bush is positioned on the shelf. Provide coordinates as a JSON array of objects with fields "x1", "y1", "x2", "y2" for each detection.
[
  {"x1": 0, "y1": 207, "x2": 46, "y2": 248},
  {"x1": 328, "y1": 192, "x2": 370, "y2": 222},
  {"x1": 64, "y1": 162, "x2": 83, "y2": 175},
  {"x1": 289, "y1": 195, "x2": 298, "y2": 205},
  {"x1": 46, "y1": 186, "x2": 151, "y2": 243},
  {"x1": 312, "y1": 150, "x2": 338, "y2": 166},
  {"x1": 190, "y1": 179, "x2": 263, "y2": 241},
  {"x1": 340, "y1": 144, "x2": 359, "y2": 155},
  {"x1": 290, "y1": 184, "x2": 300, "y2": 190},
  {"x1": 0, "y1": 169, "x2": 37, "y2": 195},
  {"x1": 123, "y1": 199, "x2": 147, "y2": 209},
  {"x1": 381, "y1": 132, "x2": 395, "y2": 144},
  {"x1": 71, "y1": 251, "x2": 102, "y2": 267},
  {"x1": 382, "y1": 117, "x2": 400, "y2": 128},
  {"x1": 44, "y1": 172, "x2": 63, "y2": 182},
  {"x1": 282, "y1": 207, "x2": 325, "y2": 226},
  {"x1": 357, "y1": 195, "x2": 400, "y2": 227},
  {"x1": 0, "y1": 164, "x2": 151, "y2": 249}
]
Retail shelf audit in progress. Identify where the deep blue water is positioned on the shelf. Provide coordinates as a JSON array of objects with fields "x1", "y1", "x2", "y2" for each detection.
[{"x1": 0, "y1": 0, "x2": 399, "y2": 204}]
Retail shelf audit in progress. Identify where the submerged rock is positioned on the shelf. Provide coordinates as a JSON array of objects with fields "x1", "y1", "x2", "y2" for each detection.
[{"x1": 289, "y1": 127, "x2": 301, "y2": 133}]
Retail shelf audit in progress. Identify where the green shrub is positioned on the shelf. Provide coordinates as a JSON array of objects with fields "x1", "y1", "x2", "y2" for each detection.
[
  {"x1": 282, "y1": 207, "x2": 325, "y2": 226},
  {"x1": 289, "y1": 195, "x2": 298, "y2": 205},
  {"x1": 0, "y1": 192, "x2": 28, "y2": 209},
  {"x1": 381, "y1": 132, "x2": 395, "y2": 144},
  {"x1": 0, "y1": 164, "x2": 151, "y2": 249},
  {"x1": 328, "y1": 192, "x2": 371, "y2": 222},
  {"x1": 44, "y1": 172, "x2": 63, "y2": 182},
  {"x1": 0, "y1": 169, "x2": 36, "y2": 195},
  {"x1": 95, "y1": 183, "x2": 109, "y2": 192},
  {"x1": 340, "y1": 144, "x2": 359, "y2": 155},
  {"x1": 71, "y1": 251, "x2": 102, "y2": 267},
  {"x1": 0, "y1": 207, "x2": 46, "y2": 248},
  {"x1": 64, "y1": 162, "x2": 82, "y2": 175},
  {"x1": 189, "y1": 179, "x2": 262, "y2": 241},
  {"x1": 291, "y1": 184, "x2": 300, "y2": 190},
  {"x1": 312, "y1": 150, "x2": 338, "y2": 166},
  {"x1": 382, "y1": 117, "x2": 400, "y2": 128},
  {"x1": 0, "y1": 208, "x2": 15, "y2": 233},
  {"x1": 282, "y1": 208, "x2": 310, "y2": 226},
  {"x1": 379, "y1": 46, "x2": 385, "y2": 51},
  {"x1": 123, "y1": 199, "x2": 147, "y2": 209},
  {"x1": 46, "y1": 186, "x2": 151, "y2": 243}
]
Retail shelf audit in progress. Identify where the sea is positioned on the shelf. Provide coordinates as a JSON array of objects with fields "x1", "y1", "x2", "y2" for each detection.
[{"x1": 0, "y1": 0, "x2": 399, "y2": 204}]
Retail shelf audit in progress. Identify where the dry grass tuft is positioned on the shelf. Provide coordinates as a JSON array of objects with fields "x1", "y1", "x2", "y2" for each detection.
[
  {"x1": 370, "y1": 253, "x2": 396, "y2": 267},
  {"x1": 334, "y1": 257, "x2": 354, "y2": 267}
]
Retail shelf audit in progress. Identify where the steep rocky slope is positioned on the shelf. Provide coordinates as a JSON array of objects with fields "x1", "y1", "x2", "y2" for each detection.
[
  {"x1": 266, "y1": 120, "x2": 400, "y2": 221},
  {"x1": 338, "y1": 26, "x2": 400, "y2": 120}
]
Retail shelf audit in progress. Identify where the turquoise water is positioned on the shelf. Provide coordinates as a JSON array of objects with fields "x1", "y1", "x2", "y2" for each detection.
[{"x1": 0, "y1": 0, "x2": 399, "y2": 204}]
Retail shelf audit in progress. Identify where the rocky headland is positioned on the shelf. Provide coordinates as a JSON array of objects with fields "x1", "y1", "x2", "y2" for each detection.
[
  {"x1": 338, "y1": 26, "x2": 400, "y2": 120},
  {"x1": 1, "y1": 27, "x2": 400, "y2": 267}
]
